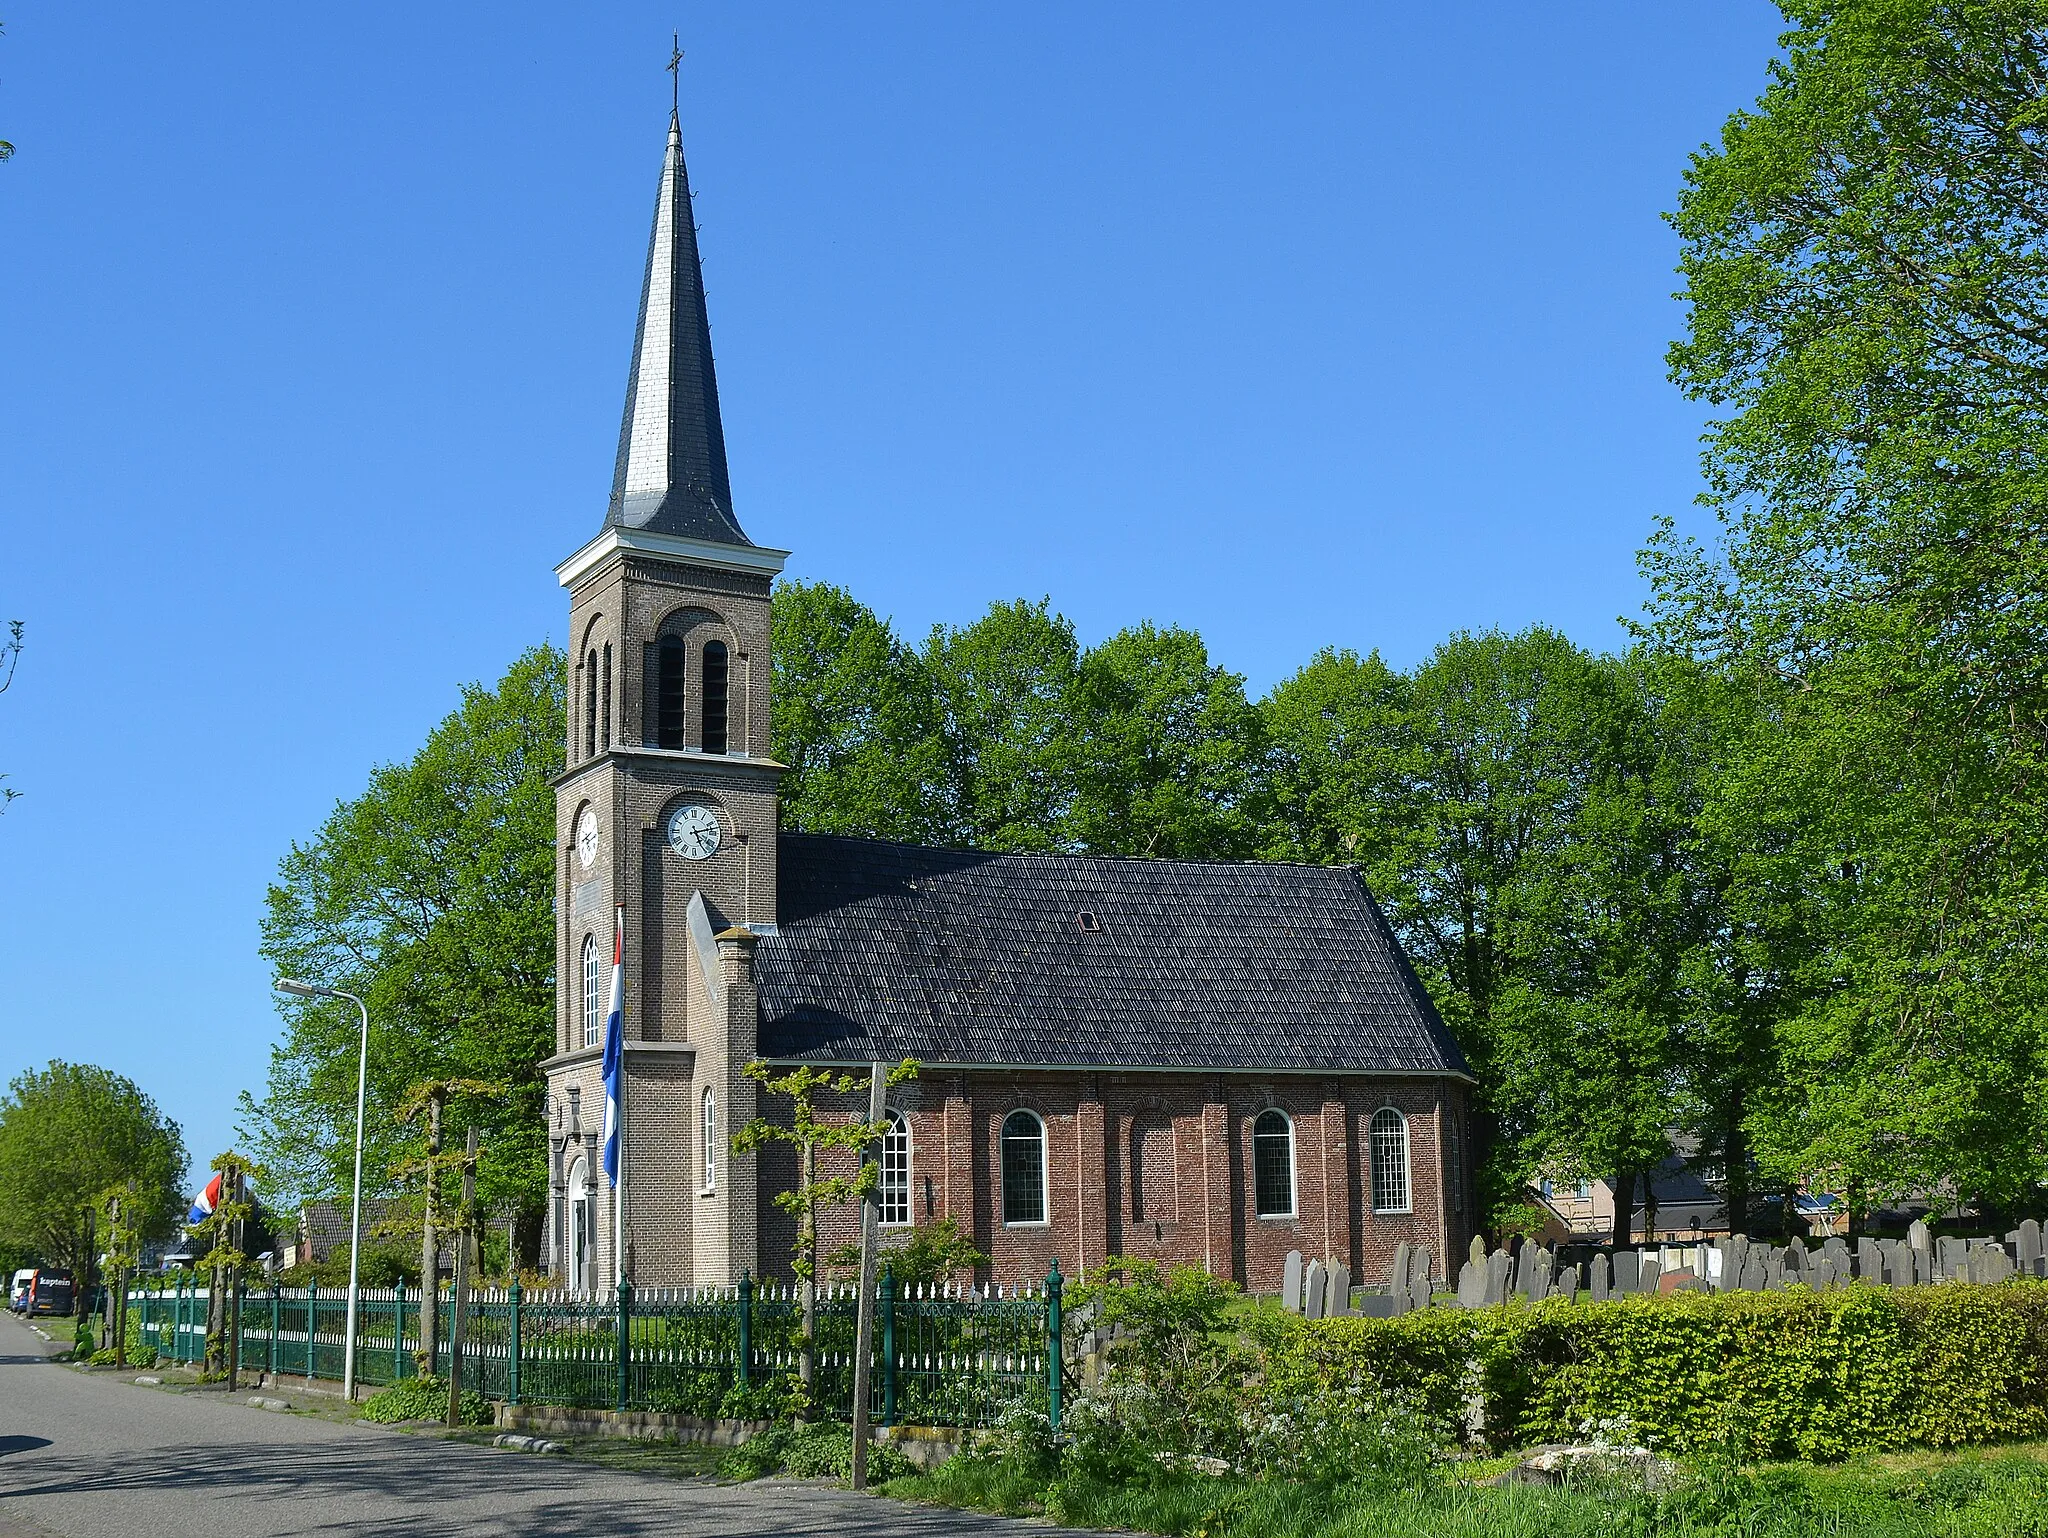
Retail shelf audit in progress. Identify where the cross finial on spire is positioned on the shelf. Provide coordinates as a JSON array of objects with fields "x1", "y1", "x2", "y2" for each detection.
[{"x1": 668, "y1": 33, "x2": 683, "y2": 114}]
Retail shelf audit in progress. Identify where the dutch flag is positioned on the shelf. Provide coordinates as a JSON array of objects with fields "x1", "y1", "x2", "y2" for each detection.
[
  {"x1": 601, "y1": 906, "x2": 624, "y2": 1187},
  {"x1": 186, "y1": 1172, "x2": 222, "y2": 1227}
]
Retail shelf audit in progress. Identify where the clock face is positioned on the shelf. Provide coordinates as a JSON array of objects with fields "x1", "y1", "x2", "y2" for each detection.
[
  {"x1": 574, "y1": 809, "x2": 600, "y2": 870},
  {"x1": 667, "y1": 803, "x2": 721, "y2": 861}
]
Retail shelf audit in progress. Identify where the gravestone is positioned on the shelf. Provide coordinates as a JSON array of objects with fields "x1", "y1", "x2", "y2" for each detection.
[
  {"x1": 1937, "y1": 1236, "x2": 1967, "y2": 1282},
  {"x1": 1708, "y1": 1242, "x2": 1731, "y2": 1292},
  {"x1": 1589, "y1": 1252, "x2": 1610, "y2": 1302},
  {"x1": 1639, "y1": 1256, "x2": 1662, "y2": 1292},
  {"x1": 1408, "y1": 1246, "x2": 1433, "y2": 1310},
  {"x1": 1764, "y1": 1249, "x2": 1786, "y2": 1290},
  {"x1": 1327, "y1": 1262, "x2": 1351, "y2": 1318},
  {"x1": 1557, "y1": 1262, "x2": 1580, "y2": 1303},
  {"x1": 1857, "y1": 1238, "x2": 1882, "y2": 1281},
  {"x1": 2018, "y1": 1220, "x2": 2043, "y2": 1278},
  {"x1": 1915, "y1": 1247, "x2": 1933, "y2": 1286},
  {"x1": 1612, "y1": 1250, "x2": 1642, "y2": 1294},
  {"x1": 1823, "y1": 1236, "x2": 1852, "y2": 1276},
  {"x1": 1728, "y1": 1234, "x2": 1751, "y2": 1279},
  {"x1": 1303, "y1": 1259, "x2": 1326, "y2": 1320},
  {"x1": 1486, "y1": 1249, "x2": 1512, "y2": 1306},
  {"x1": 1812, "y1": 1256, "x2": 1837, "y2": 1289},
  {"x1": 1356, "y1": 1294, "x2": 1403, "y2": 1319},
  {"x1": 1390, "y1": 1242, "x2": 1412, "y2": 1299},
  {"x1": 1907, "y1": 1218, "x2": 1931, "y2": 1254},
  {"x1": 1785, "y1": 1241, "x2": 1810, "y2": 1277},
  {"x1": 1282, "y1": 1251, "x2": 1304, "y2": 1313},
  {"x1": 1738, "y1": 1256, "x2": 1766, "y2": 1291},
  {"x1": 1471, "y1": 1233, "x2": 1488, "y2": 1269},
  {"x1": 1457, "y1": 1258, "x2": 1488, "y2": 1309}
]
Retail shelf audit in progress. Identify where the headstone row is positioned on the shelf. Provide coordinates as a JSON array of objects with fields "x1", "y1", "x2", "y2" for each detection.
[{"x1": 1279, "y1": 1246, "x2": 1431, "y2": 1318}]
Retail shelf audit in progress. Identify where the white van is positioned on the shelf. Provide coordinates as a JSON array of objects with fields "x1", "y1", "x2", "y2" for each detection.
[{"x1": 8, "y1": 1269, "x2": 34, "y2": 1313}]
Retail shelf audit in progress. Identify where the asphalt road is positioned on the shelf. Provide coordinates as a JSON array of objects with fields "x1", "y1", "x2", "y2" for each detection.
[{"x1": 0, "y1": 1313, "x2": 1050, "y2": 1538}]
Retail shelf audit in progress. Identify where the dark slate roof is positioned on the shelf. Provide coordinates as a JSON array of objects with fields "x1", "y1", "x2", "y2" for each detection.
[
  {"x1": 605, "y1": 111, "x2": 749, "y2": 545},
  {"x1": 754, "y1": 834, "x2": 1471, "y2": 1077}
]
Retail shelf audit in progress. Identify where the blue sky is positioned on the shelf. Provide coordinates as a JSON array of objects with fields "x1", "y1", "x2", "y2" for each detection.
[{"x1": 0, "y1": 4, "x2": 1783, "y2": 1191}]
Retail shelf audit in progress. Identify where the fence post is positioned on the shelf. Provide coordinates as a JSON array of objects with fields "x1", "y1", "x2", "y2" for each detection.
[
  {"x1": 269, "y1": 1286, "x2": 280, "y2": 1381},
  {"x1": 880, "y1": 1264, "x2": 896, "y2": 1428},
  {"x1": 508, "y1": 1279, "x2": 522, "y2": 1407},
  {"x1": 615, "y1": 1279, "x2": 632, "y2": 1414},
  {"x1": 737, "y1": 1270, "x2": 752, "y2": 1391},
  {"x1": 306, "y1": 1281, "x2": 318, "y2": 1383},
  {"x1": 394, "y1": 1278, "x2": 407, "y2": 1382},
  {"x1": 1045, "y1": 1261, "x2": 1063, "y2": 1433}
]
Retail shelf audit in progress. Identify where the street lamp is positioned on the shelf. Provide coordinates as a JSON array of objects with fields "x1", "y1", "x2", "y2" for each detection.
[{"x1": 276, "y1": 978, "x2": 371, "y2": 1404}]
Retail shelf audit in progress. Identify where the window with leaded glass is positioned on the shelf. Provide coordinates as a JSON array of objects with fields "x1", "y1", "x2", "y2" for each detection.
[
  {"x1": 1001, "y1": 1110, "x2": 1046, "y2": 1225},
  {"x1": 1370, "y1": 1107, "x2": 1411, "y2": 1214},
  {"x1": 1252, "y1": 1109, "x2": 1295, "y2": 1218}
]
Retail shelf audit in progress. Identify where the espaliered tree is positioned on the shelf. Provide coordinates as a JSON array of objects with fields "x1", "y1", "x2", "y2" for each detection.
[
  {"x1": 192, "y1": 1151, "x2": 258, "y2": 1385},
  {"x1": 730, "y1": 1058, "x2": 919, "y2": 1417},
  {"x1": 391, "y1": 1078, "x2": 503, "y2": 1377}
]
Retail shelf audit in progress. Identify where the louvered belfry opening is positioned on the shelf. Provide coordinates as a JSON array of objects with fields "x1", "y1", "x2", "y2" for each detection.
[
  {"x1": 584, "y1": 649, "x2": 599, "y2": 759},
  {"x1": 701, "y1": 640, "x2": 729, "y2": 754},
  {"x1": 656, "y1": 637, "x2": 687, "y2": 749}
]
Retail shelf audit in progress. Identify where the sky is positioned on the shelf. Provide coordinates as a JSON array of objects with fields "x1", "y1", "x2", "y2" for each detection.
[{"x1": 0, "y1": 4, "x2": 1785, "y2": 1192}]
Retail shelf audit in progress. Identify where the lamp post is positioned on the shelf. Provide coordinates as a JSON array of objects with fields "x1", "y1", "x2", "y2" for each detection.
[{"x1": 276, "y1": 978, "x2": 371, "y2": 1403}]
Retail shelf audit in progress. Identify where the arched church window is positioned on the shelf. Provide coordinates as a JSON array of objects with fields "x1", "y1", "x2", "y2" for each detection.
[
  {"x1": 656, "y1": 637, "x2": 686, "y2": 749},
  {"x1": 581, "y1": 934, "x2": 602, "y2": 1049},
  {"x1": 1371, "y1": 1107, "x2": 1411, "y2": 1214},
  {"x1": 567, "y1": 1155, "x2": 591, "y2": 1292},
  {"x1": 701, "y1": 1087, "x2": 717, "y2": 1194},
  {"x1": 1253, "y1": 1109, "x2": 1295, "y2": 1218},
  {"x1": 701, "y1": 640, "x2": 729, "y2": 754},
  {"x1": 585, "y1": 649, "x2": 599, "y2": 759},
  {"x1": 881, "y1": 1111, "x2": 911, "y2": 1226},
  {"x1": 1001, "y1": 1110, "x2": 1046, "y2": 1226},
  {"x1": 600, "y1": 643, "x2": 613, "y2": 749}
]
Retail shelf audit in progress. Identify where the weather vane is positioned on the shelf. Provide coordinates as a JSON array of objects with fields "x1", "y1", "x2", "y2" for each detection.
[{"x1": 668, "y1": 32, "x2": 683, "y2": 113}]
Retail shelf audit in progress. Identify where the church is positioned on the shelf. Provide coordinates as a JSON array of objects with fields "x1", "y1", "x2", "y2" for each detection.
[{"x1": 543, "y1": 108, "x2": 1475, "y2": 1297}]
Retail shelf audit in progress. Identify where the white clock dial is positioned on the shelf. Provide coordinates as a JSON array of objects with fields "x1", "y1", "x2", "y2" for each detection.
[
  {"x1": 667, "y1": 803, "x2": 722, "y2": 861},
  {"x1": 574, "y1": 809, "x2": 600, "y2": 870}
]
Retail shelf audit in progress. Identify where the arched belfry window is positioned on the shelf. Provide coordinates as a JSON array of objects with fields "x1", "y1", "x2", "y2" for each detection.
[
  {"x1": 1253, "y1": 1109, "x2": 1295, "y2": 1218},
  {"x1": 880, "y1": 1110, "x2": 911, "y2": 1226},
  {"x1": 656, "y1": 637, "x2": 686, "y2": 749},
  {"x1": 584, "y1": 649, "x2": 599, "y2": 759},
  {"x1": 1371, "y1": 1107, "x2": 1412, "y2": 1214},
  {"x1": 1001, "y1": 1110, "x2": 1047, "y2": 1225},
  {"x1": 701, "y1": 640, "x2": 729, "y2": 755},
  {"x1": 581, "y1": 934, "x2": 602, "y2": 1049},
  {"x1": 701, "y1": 1087, "x2": 717, "y2": 1194},
  {"x1": 600, "y1": 643, "x2": 613, "y2": 749}
]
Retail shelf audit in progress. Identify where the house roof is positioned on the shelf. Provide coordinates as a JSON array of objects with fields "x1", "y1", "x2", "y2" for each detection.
[{"x1": 754, "y1": 834, "x2": 1471, "y2": 1078}]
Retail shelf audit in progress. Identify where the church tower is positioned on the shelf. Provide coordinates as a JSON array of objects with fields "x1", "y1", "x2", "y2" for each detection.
[{"x1": 545, "y1": 108, "x2": 784, "y2": 1290}]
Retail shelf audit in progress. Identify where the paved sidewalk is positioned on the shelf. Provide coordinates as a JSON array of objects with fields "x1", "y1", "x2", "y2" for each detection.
[{"x1": 0, "y1": 1314, "x2": 1050, "y2": 1538}]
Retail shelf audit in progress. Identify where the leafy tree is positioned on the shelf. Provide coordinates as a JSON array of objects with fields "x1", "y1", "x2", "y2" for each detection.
[
  {"x1": 921, "y1": 599, "x2": 1082, "y2": 851},
  {"x1": 1260, "y1": 647, "x2": 1418, "y2": 869},
  {"x1": 1654, "y1": 0, "x2": 2048, "y2": 1214},
  {"x1": 244, "y1": 646, "x2": 562, "y2": 1260},
  {"x1": 1067, "y1": 623, "x2": 1266, "y2": 860},
  {"x1": 771, "y1": 581, "x2": 948, "y2": 841},
  {"x1": 0, "y1": 1062, "x2": 186, "y2": 1281},
  {"x1": 826, "y1": 1214, "x2": 985, "y2": 1289}
]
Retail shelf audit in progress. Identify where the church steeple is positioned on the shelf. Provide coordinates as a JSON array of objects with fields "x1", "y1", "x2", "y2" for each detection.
[{"x1": 606, "y1": 108, "x2": 748, "y2": 545}]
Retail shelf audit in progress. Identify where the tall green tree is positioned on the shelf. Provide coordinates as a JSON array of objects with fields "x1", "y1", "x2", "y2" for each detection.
[
  {"x1": 922, "y1": 599, "x2": 1083, "y2": 851},
  {"x1": 771, "y1": 581, "x2": 947, "y2": 842},
  {"x1": 0, "y1": 1062, "x2": 186, "y2": 1278},
  {"x1": 1067, "y1": 622, "x2": 1266, "y2": 860},
  {"x1": 1655, "y1": 0, "x2": 2048, "y2": 1213},
  {"x1": 243, "y1": 645, "x2": 563, "y2": 1260}
]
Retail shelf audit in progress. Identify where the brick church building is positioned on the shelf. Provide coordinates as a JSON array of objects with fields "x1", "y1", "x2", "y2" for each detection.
[{"x1": 543, "y1": 109, "x2": 1476, "y2": 1297}]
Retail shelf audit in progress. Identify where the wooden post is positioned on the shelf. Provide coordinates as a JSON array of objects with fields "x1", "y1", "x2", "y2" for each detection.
[
  {"x1": 419, "y1": 1093, "x2": 442, "y2": 1377},
  {"x1": 446, "y1": 1127, "x2": 478, "y2": 1426},
  {"x1": 850, "y1": 1062, "x2": 886, "y2": 1490}
]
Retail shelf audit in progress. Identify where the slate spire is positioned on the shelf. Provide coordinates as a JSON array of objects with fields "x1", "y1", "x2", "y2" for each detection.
[{"x1": 606, "y1": 108, "x2": 749, "y2": 544}]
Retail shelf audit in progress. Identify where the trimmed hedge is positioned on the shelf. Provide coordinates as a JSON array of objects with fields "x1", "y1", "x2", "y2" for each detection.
[{"x1": 1254, "y1": 1282, "x2": 2048, "y2": 1460}]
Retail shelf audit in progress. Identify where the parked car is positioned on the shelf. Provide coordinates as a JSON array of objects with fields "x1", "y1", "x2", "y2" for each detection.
[
  {"x1": 7, "y1": 1269, "x2": 33, "y2": 1313},
  {"x1": 25, "y1": 1270, "x2": 73, "y2": 1318}
]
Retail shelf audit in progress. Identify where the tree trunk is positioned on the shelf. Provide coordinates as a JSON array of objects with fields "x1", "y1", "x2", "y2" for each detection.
[
  {"x1": 447, "y1": 1128, "x2": 477, "y2": 1426},
  {"x1": 419, "y1": 1094, "x2": 442, "y2": 1377},
  {"x1": 1723, "y1": 1108, "x2": 1749, "y2": 1237},
  {"x1": 798, "y1": 1138, "x2": 817, "y2": 1419},
  {"x1": 1609, "y1": 1170, "x2": 1635, "y2": 1251}
]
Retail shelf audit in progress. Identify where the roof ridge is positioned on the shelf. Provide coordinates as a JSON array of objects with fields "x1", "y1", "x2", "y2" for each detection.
[{"x1": 776, "y1": 828, "x2": 1366, "y2": 877}]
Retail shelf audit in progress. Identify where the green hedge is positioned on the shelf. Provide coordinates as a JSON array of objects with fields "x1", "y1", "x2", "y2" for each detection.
[{"x1": 1255, "y1": 1282, "x2": 2048, "y2": 1460}]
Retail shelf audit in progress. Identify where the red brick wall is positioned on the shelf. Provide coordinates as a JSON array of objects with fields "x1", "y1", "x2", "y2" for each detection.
[{"x1": 757, "y1": 1069, "x2": 1472, "y2": 1294}]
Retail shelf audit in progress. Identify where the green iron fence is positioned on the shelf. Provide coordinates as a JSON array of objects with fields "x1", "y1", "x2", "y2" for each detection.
[{"x1": 125, "y1": 1262, "x2": 1064, "y2": 1430}]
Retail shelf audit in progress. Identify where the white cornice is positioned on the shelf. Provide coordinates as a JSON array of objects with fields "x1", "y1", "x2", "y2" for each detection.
[{"x1": 556, "y1": 526, "x2": 790, "y2": 589}]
